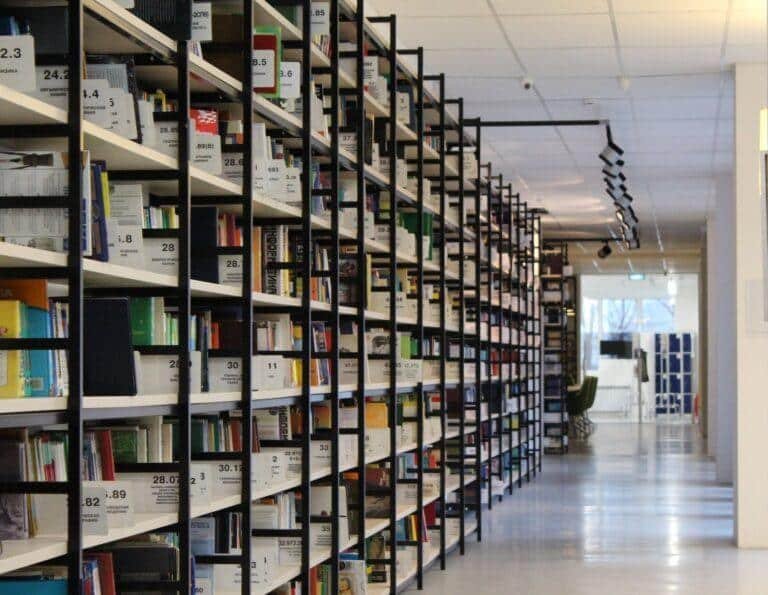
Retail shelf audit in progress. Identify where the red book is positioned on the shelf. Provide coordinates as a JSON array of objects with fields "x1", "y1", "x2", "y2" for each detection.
[
  {"x1": 87, "y1": 553, "x2": 116, "y2": 595},
  {"x1": 424, "y1": 502, "x2": 437, "y2": 527},
  {"x1": 252, "y1": 30, "x2": 280, "y2": 96},
  {"x1": 190, "y1": 109, "x2": 219, "y2": 135},
  {"x1": 96, "y1": 429, "x2": 116, "y2": 480}
]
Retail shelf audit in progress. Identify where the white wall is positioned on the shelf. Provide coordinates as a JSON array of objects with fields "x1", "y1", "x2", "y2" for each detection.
[
  {"x1": 707, "y1": 175, "x2": 736, "y2": 485},
  {"x1": 733, "y1": 63, "x2": 768, "y2": 548}
]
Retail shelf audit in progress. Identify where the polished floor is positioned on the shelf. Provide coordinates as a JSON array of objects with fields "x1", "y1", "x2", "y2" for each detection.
[{"x1": 412, "y1": 423, "x2": 768, "y2": 595}]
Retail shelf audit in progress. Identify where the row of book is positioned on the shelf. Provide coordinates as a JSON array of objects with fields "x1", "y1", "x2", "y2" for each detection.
[{"x1": 0, "y1": 535, "x2": 181, "y2": 594}]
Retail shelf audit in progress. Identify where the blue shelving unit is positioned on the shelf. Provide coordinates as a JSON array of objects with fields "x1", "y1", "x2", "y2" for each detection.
[{"x1": 654, "y1": 332, "x2": 695, "y2": 416}]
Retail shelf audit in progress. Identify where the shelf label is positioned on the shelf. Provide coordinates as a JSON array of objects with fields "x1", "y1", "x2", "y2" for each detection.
[
  {"x1": 102, "y1": 481, "x2": 135, "y2": 529},
  {"x1": 0, "y1": 35, "x2": 35, "y2": 92},
  {"x1": 192, "y1": 131, "x2": 222, "y2": 175},
  {"x1": 82, "y1": 79, "x2": 112, "y2": 129},
  {"x1": 148, "y1": 472, "x2": 180, "y2": 510},
  {"x1": 144, "y1": 237, "x2": 178, "y2": 274},
  {"x1": 82, "y1": 485, "x2": 108, "y2": 536},
  {"x1": 222, "y1": 152, "x2": 244, "y2": 184},
  {"x1": 284, "y1": 166, "x2": 301, "y2": 206},
  {"x1": 218, "y1": 254, "x2": 242, "y2": 286},
  {"x1": 215, "y1": 460, "x2": 244, "y2": 495},
  {"x1": 191, "y1": 2, "x2": 213, "y2": 42},
  {"x1": 253, "y1": 355, "x2": 285, "y2": 390},
  {"x1": 252, "y1": 50, "x2": 275, "y2": 88},
  {"x1": 106, "y1": 221, "x2": 144, "y2": 268},
  {"x1": 279, "y1": 62, "x2": 300, "y2": 99},
  {"x1": 209, "y1": 357, "x2": 242, "y2": 392},
  {"x1": 190, "y1": 463, "x2": 211, "y2": 504},
  {"x1": 266, "y1": 159, "x2": 285, "y2": 201},
  {"x1": 33, "y1": 65, "x2": 69, "y2": 109},
  {"x1": 311, "y1": 2, "x2": 330, "y2": 35}
]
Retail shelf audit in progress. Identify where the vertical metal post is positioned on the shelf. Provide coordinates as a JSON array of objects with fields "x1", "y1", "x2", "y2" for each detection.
[
  {"x1": 176, "y1": 1, "x2": 193, "y2": 590},
  {"x1": 436, "y1": 72, "x2": 447, "y2": 571},
  {"x1": 330, "y1": 0, "x2": 341, "y2": 591},
  {"x1": 354, "y1": 0, "x2": 367, "y2": 564},
  {"x1": 457, "y1": 99, "x2": 466, "y2": 556},
  {"x1": 66, "y1": 0, "x2": 84, "y2": 590},
  {"x1": 414, "y1": 49, "x2": 425, "y2": 590},
  {"x1": 473, "y1": 123, "x2": 482, "y2": 542},
  {"x1": 388, "y1": 15, "x2": 399, "y2": 594},
  {"x1": 240, "y1": 0, "x2": 254, "y2": 588},
  {"x1": 300, "y1": 0, "x2": 313, "y2": 589}
]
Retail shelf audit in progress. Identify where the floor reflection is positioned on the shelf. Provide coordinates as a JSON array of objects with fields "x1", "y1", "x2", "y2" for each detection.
[{"x1": 409, "y1": 423, "x2": 768, "y2": 595}]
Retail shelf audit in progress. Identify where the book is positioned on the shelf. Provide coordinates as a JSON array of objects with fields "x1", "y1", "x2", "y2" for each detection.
[
  {"x1": 83, "y1": 298, "x2": 136, "y2": 396},
  {"x1": 0, "y1": 280, "x2": 52, "y2": 396},
  {"x1": 0, "y1": 300, "x2": 27, "y2": 398}
]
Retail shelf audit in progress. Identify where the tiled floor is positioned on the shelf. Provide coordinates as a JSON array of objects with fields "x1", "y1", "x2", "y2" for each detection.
[{"x1": 411, "y1": 423, "x2": 768, "y2": 595}]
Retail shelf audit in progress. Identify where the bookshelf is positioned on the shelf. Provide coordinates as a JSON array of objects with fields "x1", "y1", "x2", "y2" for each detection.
[
  {"x1": 0, "y1": 0, "x2": 543, "y2": 593},
  {"x1": 654, "y1": 332, "x2": 694, "y2": 417},
  {"x1": 541, "y1": 241, "x2": 569, "y2": 454}
]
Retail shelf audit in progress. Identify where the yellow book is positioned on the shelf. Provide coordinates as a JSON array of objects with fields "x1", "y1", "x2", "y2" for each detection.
[
  {"x1": 0, "y1": 300, "x2": 26, "y2": 398},
  {"x1": 100, "y1": 171, "x2": 111, "y2": 218},
  {"x1": 365, "y1": 401, "x2": 388, "y2": 428}
]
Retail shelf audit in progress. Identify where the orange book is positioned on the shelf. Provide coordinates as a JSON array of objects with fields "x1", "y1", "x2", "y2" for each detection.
[{"x1": 365, "y1": 401, "x2": 388, "y2": 428}]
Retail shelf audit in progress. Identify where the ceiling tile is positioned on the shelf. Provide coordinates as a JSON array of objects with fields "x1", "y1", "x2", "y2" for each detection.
[
  {"x1": 728, "y1": 10, "x2": 766, "y2": 46},
  {"x1": 628, "y1": 74, "x2": 723, "y2": 98},
  {"x1": 482, "y1": 126, "x2": 561, "y2": 142},
  {"x1": 499, "y1": 14, "x2": 615, "y2": 49},
  {"x1": 517, "y1": 47, "x2": 621, "y2": 76},
  {"x1": 612, "y1": 0, "x2": 727, "y2": 11},
  {"x1": 545, "y1": 99, "x2": 604, "y2": 119},
  {"x1": 394, "y1": 17, "x2": 509, "y2": 50},
  {"x1": 621, "y1": 46, "x2": 722, "y2": 76},
  {"x1": 444, "y1": 77, "x2": 533, "y2": 102},
  {"x1": 616, "y1": 11, "x2": 726, "y2": 47},
  {"x1": 371, "y1": 0, "x2": 493, "y2": 17},
  {"x1": 424, "y1": 49, "x2": 523, "y2": 77},
  {"x1": 633, "y1": 97, "x2": 719, "y2": 120},
  {"x1": 490, "y1": 0, "x2": 608, "y2": 15},
  {"x1": 465, "y1": 100, "x2": 550, "y2": 120},
  {"x1": 534, "y1": 77, "x2": 629, "y2": 99}
]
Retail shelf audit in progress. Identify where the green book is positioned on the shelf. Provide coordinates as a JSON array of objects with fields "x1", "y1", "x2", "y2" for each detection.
[
  {"x1": 191, "y1": 419, "x2": 206, "y2": 454},
  {"x1": 130, "y1": 297, "x2": 155, "y2": 346},
  {"x1": 110, "y1": 429, "x2": 138, "y2": 464}
]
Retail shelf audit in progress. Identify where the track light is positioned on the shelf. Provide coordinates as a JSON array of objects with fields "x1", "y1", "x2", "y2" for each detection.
[
  {"x1": 602, "y1": 162, "x2": 624, "y2": 178},
  {"x1": 605, "y1": 176, "x2": 627, "y2": 193},
  {"x1": 597, "y1": 242, "x2": 612, "y2": 259},
  {"x1": 612, "y1": 192, "x2": 633, "y2": 210},
  {"x1": 599, "y1": 126, "x2": 625, "y2": 166}
]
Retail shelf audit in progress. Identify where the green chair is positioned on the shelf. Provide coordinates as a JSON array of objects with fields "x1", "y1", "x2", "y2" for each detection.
[{"x1": 568, "y1": 376, "x2": 597, "y2": 439}]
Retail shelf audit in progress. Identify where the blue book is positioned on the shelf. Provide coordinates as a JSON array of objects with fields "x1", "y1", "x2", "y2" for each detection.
[
  {"x1": 0, "y1": 580, "x2": 67, "y2": 594},
  {"x1": 0, "y1": 280, "x2": 52, "y2": 396}
]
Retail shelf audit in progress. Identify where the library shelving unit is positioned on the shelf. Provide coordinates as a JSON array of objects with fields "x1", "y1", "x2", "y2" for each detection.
[
  {"x1": 541, "y1": 240, "x2": 568, "y2": 454},
  {"x1": 563, "y1": 272, "x2": 578, "y2": 384},
  {"x1": 0, "y1": 0, "x2": 543, "y2": 592},
  {"x1": 654, "y1": 332, "x2": 695, "y2": 418}
]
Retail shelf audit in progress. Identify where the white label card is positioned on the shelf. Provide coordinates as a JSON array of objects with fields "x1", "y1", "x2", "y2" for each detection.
[
  {"x1": 218, "y1": 254, "x2": 242, "y2": 286},
  {"x1": 0, "y1": 35, "x2": 35, "y2": 92},
  {"x1": 252, "y1": 50, "x2": 275, "y2": 88},
  {"x1": 33, "y1": 66, "x2": 69, "y2": 109},
  {"x1": 106, "y1": 220, "x2": 144, "y2": 268},
  {"x1": 222, "y1": 152, "x2": 245, "y2": 183},
  {"x1": 279, "y1": 62, "x2": 300, "y2": 99},
  {"x1": 191, "y1": 3, "x2": 213, "y2": 41},
  {"x1": 192, "y1": 131, "x2": 222, "y2": 175},
  {"x1": 82, "y1": 485, "x2": 108, "y2": 536},
  {"x1": 149, "y1": 472, "x2": 181, "y2": 508},
  {"x1": 102, "y1": 481, "x2": 134, "y2": 528},
  {"x1": 311, "y1": 2, "x2": 330, "y2": 36},
  {"x1": 144, "y1": 237, "x2": 179, "y2": 274},
  {"x1": 82, "y1": 79, "x2": 112, "y2": 128}
]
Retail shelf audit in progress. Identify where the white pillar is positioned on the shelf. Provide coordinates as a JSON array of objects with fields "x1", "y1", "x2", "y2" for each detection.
[
  {"x1": 706, "y1": 176, "x2": 735, "y2": 485},
  {"x1": 734, "y1": 63, "x2": 768, "y2": 547}
]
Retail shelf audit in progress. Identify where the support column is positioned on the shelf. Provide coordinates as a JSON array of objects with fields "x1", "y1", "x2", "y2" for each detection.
[{"x1": 734, "y1": 62, "x2": 768, "y2": 547}]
